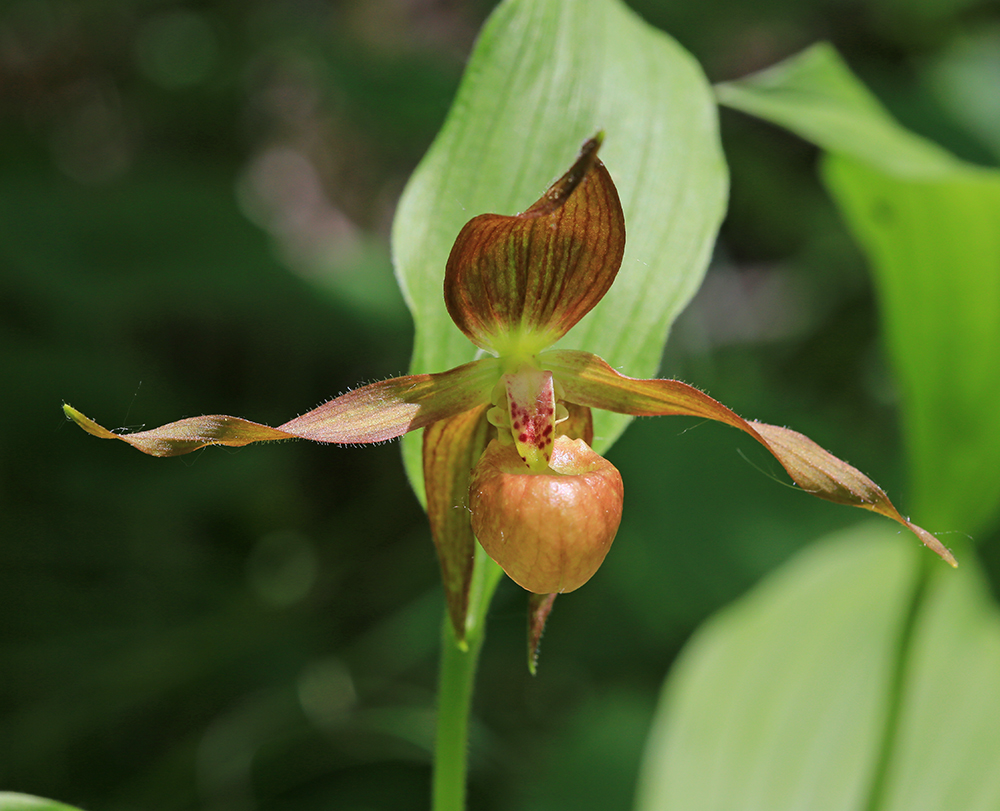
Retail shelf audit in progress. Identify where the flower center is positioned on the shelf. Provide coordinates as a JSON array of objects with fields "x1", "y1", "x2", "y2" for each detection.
[{"x1": 487, "y1": 362, "x2": 568, "y2": 472}]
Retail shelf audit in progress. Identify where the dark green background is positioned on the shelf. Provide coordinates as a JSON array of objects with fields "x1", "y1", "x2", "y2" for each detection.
[{"x1": 3, "y1": 1, "x2": 998, "y2": 809}]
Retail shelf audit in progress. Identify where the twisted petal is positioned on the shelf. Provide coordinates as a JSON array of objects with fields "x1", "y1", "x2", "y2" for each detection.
[
  {"x1": 64, "y1": 358, "x2": 499, "y2": 457},
  {"x1": 545, "y1": 350, "x2": 957, "y2": 567},
  {"x1": 423, "y1": 404, "x2": 492, "y2": 643},
  {"x1": 444, "y1": 135, "x2": 625, "y2": 354}
]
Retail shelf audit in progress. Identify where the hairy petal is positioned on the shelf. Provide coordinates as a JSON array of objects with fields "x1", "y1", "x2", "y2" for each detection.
[
  {"x1": 62, "y1": 405, "x2": 296, "y2": 457},
  {"x1": 280, "y1": 359, "x2": 499, "y2": 443},
  {"x1": 545, "y1": 350, "x2": 957, "y2": 566},
  {"x1": 64, "y1": 358, "x2": 499, "y2": 457},
  {"x1": 423, "y1": 404, "x2": 492, "y2": 643},
  {"x1": 444, "y1": 135, "x2": 625, "y2": 354}
]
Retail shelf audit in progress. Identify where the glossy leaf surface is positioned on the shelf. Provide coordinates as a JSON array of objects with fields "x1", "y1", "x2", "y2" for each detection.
[
  {"x1": 879, "y1": 555, "x2": 1000, "y2": 811},
  {"x1": 715, "y1": 43, "x2": 959, "y2": 176}
]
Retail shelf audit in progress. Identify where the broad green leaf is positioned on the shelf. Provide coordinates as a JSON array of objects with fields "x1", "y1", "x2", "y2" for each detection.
[
  {"x1": 714, "y1": 43, "x2": 959, "y2": 177},
  {"x1": 635, "y1": 524, "x2": 1000, "y2": 811},
  {"x1": 0, "y1": 794, "x2": 85, "y2": 811},
  {"x1": 392, "y1": 0, "x2": 727, "y2": 499},
  {"x1": 634, "y1": 525, "x2": 918, "y2": 811},
  {"x1": 879, "y1": 552, "x2": 1000, "y2": 811},
  {"x1": 717, "y1": 43, "x2": 1000, "y2": 534},
  {"x1": 823, "y1": 160, "x2": 1000, "y2": 532}
]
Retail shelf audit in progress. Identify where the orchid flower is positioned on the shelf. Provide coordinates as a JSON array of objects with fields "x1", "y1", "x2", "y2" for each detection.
[{"x1": 64, "y1": 135, "x2": 955, "y2": 649}]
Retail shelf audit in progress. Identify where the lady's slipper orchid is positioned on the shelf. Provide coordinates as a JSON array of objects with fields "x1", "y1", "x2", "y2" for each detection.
[{"x1": 64, "y1": 135, "x2": 956, "y2": 650}]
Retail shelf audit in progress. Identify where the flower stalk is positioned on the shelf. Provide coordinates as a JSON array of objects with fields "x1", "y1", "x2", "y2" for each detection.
[{"x1": 433, "y1": 546, "x2": 504, "y2": 811}]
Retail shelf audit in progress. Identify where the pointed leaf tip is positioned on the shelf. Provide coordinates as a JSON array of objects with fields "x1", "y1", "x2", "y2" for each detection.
[{"x1": 64, "y1": 403, "x2": 110, "y2": 438}]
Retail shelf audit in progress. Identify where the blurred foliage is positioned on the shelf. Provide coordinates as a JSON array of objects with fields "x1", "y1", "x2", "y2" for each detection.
[
  {"x1": 1, "y1": 1, "x2": 998, "y2": 810},
  {"x1": 634, "y1": 44, "x2": 1000, "y2": 811}
]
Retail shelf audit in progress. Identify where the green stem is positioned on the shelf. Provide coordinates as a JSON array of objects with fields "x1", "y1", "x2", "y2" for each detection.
[{"x1": 432, "y1": 548, "x2": 504, "y2": 811}]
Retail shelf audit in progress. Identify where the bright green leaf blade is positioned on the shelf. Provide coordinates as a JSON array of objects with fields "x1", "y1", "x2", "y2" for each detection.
[
  {"x1": 716, "y1": 43, "x2": 1000, "y2": 534},
  {"x1": 634, "y1": 525, "x2": 920, "y2": 811},
  {"x1": 392, "y1": 0, "x2": 727, "y2": 498},
  {"x1": 823, "y1": 159, "x2": 1000, "y2": 532},
  {"x1": 715, "y1": 42, "x2": 959, "y2": 177},
  {"x1": 0, "y1": 794, "x2": 85, "y2": 811},
  {"x1": 880, "y1": 562, "x2": 1000, "y2": 811},
  {"x1": 635, "y1": 525, "x2": 1000, "y2": 811}
]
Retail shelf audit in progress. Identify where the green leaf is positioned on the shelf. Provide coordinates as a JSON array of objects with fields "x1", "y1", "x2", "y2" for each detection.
[
  {"x1": 634, "y1": 524, "x2": 1000, "y2": 811},
  {"x1": 878, "y1": 547, "x2": 1000, "y2": 811},
  {"x1": 634, "y1": 526, "x2": 917, "y2": 811},
  {"x1": 0, "y1": 794, "x2": 85, "y2": 811},
  {"x1": 823, "y1": 160, "x2": 1000, "y2": 533},
  {"x1": 714, "y1": 43, "x2": 959, "y2": 177},
  {"x1": 717, "y1": 43, "x2": 1000, "y2": 534},
  {"x1": 392, "y1": 0, "x2": 727, "y2": 499}
]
